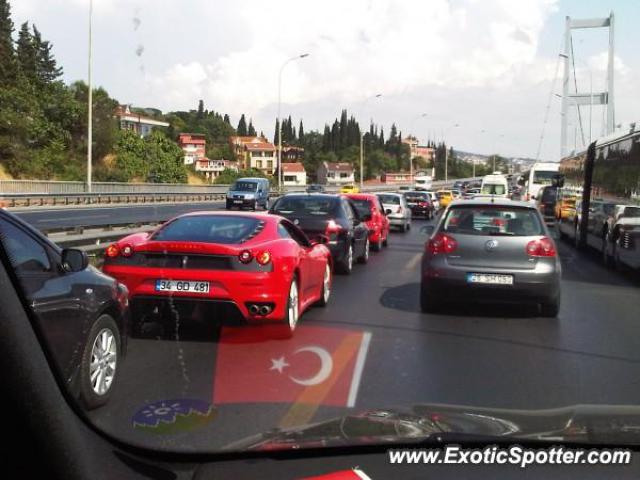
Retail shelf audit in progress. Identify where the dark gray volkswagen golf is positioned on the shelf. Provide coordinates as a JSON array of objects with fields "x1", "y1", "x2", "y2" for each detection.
[{"x1": 420, "y1": 198, "x2": 561, "y2": 316}]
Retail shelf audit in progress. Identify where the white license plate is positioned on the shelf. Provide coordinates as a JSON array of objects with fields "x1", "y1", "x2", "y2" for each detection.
[
  {"x1": 155, "y1": 280, "x2": 210, "y2": 294},
  {"x1": 233, "y1": 200, "x2": 243, "y2": 204},
  {"x1": 467, "y1": 273, "x2": 514, "y2": 285}
]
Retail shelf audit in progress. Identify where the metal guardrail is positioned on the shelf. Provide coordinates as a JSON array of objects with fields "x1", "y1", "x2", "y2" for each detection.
[{"x1": 2, "y1": 178, "x2": 478, "y2": 209}]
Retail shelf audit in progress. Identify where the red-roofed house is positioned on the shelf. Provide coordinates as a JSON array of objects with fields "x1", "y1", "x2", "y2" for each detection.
[
  {"x1": 229, "y1": 136, "x2": 277, "y2": 175},
  {"x1": 317, "y1": 162, "x2": 355, "y2": 186},
  {"x1": 280, "y1": 162, "x2": 307, "y2": 186},
  {"x1": 114, "y1": 104, "x2": 169, "y2": 138},
  {"x1": 178, "y1": 133, "x2": 206, "y2": 165}
]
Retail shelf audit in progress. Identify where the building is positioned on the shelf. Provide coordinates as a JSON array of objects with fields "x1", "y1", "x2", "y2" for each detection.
[
  {"x1": 381, "y1": 172, "x2": 412, "y2": 184},
  {"x1": 114, "y1": 104, "x2": 169, "y2": 138},
  {"x1": 316, "y1": 162, "x2": 355, "y2": 186},
  {"x1": 195, "y1": 159, "x2": 239, "y2": 181},
  {"x1": 280, "y1": 162, "x2": 307, "y2": 186},
  {"x1": 228, "y1": 136, "x2": 278, "y2": 175},
  {"x1": 402, "y1": 136, "x2": 435, "y2": 163},
  {"x1": 282, "y1": 146, "x2": 305, "y2": 162},
  {"x1": 177, "y1": 133, "x2": 206, "y2": 165}
]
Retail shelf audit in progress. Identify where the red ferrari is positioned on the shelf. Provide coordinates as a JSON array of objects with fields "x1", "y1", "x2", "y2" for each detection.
[
  {"x1": 343, "y1": 193, "x2": 390, "y2": 251},
  {"x1": 102, "y1": 211, "x2": 332, "y2": 337}
]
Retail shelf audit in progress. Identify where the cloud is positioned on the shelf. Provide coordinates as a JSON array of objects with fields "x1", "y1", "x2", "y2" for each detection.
[{"x1": 148, "y1": 0, "x2": 559, "y2": 116}]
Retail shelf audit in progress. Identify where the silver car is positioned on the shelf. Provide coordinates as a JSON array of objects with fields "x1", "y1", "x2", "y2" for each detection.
[
  {"x1": 420, "y1": 198, "x2": 561, "y2": 316},
  {"x1": 377, "y1": 192, "x2": 412, "y2": 232}
]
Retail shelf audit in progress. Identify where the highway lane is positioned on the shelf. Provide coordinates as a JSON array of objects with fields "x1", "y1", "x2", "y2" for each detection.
[
  {"x1": 84, "y1": 217, "x2": 640, "y2": 451},
  {"x1": 14, "y1": 201, "x2": 227, "y2": 230}
]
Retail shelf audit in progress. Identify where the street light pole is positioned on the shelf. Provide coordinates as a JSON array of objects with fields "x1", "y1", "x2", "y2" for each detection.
[
  {"x1": 443, "y1": 124, "x2": 459, "y2": 184},
  {"x1": 86, "y1": 0, "x2": 93, "y2": 193},
  {"x1": 277, "y1": 53, "x2": 309, "y2": 192}
]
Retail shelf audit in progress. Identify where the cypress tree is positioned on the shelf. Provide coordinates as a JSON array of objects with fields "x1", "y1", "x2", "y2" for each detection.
[
  {"x1": 197, "y1": 99, "x2": 204, "y2": 119},
  {"x1": 32, "y1": 26, "x2": 61, "y2": 84},
  {"x1": 237, "y1": 114, "x2": 247, "y2": 136},
  {"x1": 298, "y1": 120, "x2": 304, "y2": 141},
  {"x1": 0, "y1": 0, "x2": 15, "y2": 82},
  {"x1": 223, "y1": 113, "x2": 231, "y2": 125},
  {"x1": 248, "y1": 119, "x2": 257, "y2": 136},
  {"x1": 16, "y1": 22, "x2": 37, "y2": 80}
]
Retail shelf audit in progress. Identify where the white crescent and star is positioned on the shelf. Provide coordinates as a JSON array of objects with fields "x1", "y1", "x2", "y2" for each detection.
[{"x1": 269, "y1": 346, "x2": 334, "y2": 386}]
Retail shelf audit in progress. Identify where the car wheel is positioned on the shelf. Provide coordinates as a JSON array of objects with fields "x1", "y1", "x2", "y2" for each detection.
[
  {"x1": 316, "y1": 264, "x2": 332, "y2": 307},
  {"x1": 251, "y1": 200, "x2": 257, "y2": 211},
  {"x1": 574, "y1": 223, "x2": 581, "y2": 249},
  {"x1": 420, "y1": 283, "x2": 440, "y2": 313},
  {"x1": 540, "y1": 296, "x2": 560, "y2": 317},
  {"x1": 399, "y1": 223, "x2": 406, "y2": 233},
  {"x1": 225, "y1": 201, "x2": 232, "y2": 210},
  {"x1": 358, "y1": 238, "x2": 370, "y2": 264},
  {"x1": 383, "y1": 234, "x2": 389, "y2": 247},
  {"x1": 407, "y1": 222, "x2": 411, "y2": 231},
  {"x1": 602, "y1": 236, "x2": 612, "y2": 267},
  {"x1": 79, "y1": 314, "x2": 120, "y2": 409},
  {"x1": 372, "y1": 235, "x2": 383, "y2": 252},
  {"x1": 281, "y1": 277, "x2": 300, "y2": 338},
  {"x1": 613, "y1": 243, "x2": 626, "y2": 272},
  {"x1": 337, "y1": 243, "x2": 353, "y2": 274}
]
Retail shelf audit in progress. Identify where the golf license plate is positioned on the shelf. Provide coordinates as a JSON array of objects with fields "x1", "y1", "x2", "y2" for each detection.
[
  {"x1": 155, "y1": 280, "x2": 210, "y2": 294},
  {"x1": 466, "y1": 273, "x2": 514, "y2": 285}
]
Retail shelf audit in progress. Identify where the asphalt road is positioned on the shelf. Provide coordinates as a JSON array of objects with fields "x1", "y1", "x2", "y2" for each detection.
[
  {"x1": 14, "y1": 201, "x2": 226, "y2": 230},
  {"x1": 72, "y1": 215, "x2": 640, "y2": 453}
]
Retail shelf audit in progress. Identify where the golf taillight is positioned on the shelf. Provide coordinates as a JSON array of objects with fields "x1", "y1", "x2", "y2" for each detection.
[
  {"x1": 526, "y1": 237, "x2": 556, "y2": 257},
  {"x1": 255, "y1": 251, "x2": 272, "y2": 265},
  {"x1": 238, "y1": 250, "x2": 253, "y2": 264},
  {"x1": 427, "y1": 233, "x2": 458, "y2": 255},
  {"x1": 105, "y1": 244, "x2": 120, "y2": 258},
  {"x1": 121, "y1": 244, "x2": 134, "y2": 257}
]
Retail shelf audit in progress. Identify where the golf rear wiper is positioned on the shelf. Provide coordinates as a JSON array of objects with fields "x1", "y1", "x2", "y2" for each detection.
[{"x1": 487, "y1": 231, "x2": 515, "y2": 236}]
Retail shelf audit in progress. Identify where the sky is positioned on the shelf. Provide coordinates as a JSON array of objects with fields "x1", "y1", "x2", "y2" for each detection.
[{"x1": 10, "y1": 0, "x2": 640, "y2": 161}]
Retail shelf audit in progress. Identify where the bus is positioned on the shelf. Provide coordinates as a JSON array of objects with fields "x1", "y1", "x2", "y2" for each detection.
[
  {"x1": 520, "y1": 162, "x2": 560, "y2": 201},
  {"x1": 557, "y1": 124, "x2": 640, "y2": 270}
]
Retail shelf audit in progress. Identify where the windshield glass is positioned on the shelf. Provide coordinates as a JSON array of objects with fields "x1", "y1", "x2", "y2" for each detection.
[
  {"x1": 152, "y1": 216, "x2": 261, "y2": 243},
  {"x1": 443, "y1": 206, "x2": 544, "y2": 236},
  {"x1": 481, "y1": 184, "x2": 506, "y2": 195},
  {"x1": 350, "y1": 199, "x2": 373, "y2": 217},
  {"x1": 377, "y1": 194, "x2": 400, "y2": 205},
  {"x1": 3, "y1": 0, "x2": 640, "y2": 463},
  {"x1": 231, "y1": 181, "x2": 258, "y2": 192},
  {"x1": 272, "y1": 197, "x2": 338, "y2": 216},
  {"x1": 533, "y1": 171, "x2": 557, "y2": 185}
]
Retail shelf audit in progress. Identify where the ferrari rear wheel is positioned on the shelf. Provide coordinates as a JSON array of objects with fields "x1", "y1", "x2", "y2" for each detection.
[
  {"x1": 281, "y1": 277, "x2": 299, "y2": 338},
  {"x1": 317, "y1": 264, "x2": 331, "y2": 307}
]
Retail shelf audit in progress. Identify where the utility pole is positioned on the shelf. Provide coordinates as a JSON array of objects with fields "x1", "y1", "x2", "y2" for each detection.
[{"x1": 86, "y1": 0, "x2": 93, "y2": 193}]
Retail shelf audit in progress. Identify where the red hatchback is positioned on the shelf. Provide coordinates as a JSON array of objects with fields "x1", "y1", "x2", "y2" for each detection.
[
  {"x1": 102, "y1": 211, "x2": 332, "y2": 338},
  {"x1": 343, "y1": 193, "x2": 390, "y2": 251}
]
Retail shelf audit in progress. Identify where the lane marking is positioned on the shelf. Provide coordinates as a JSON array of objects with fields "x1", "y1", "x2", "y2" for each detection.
[
  {"x1": 404, "y1": 252, "x2": 422, "y2": 272},
  {"x1": 278, "y1": 332, "x2": 362, "y2": 429},
  {"x1": 347, "y1": 331, "x2": 371, "y2": 408}
]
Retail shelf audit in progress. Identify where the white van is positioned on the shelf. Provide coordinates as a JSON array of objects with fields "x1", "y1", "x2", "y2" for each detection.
[
  {"x1": 522, "y1": 162, "x2": 560, "y2": 201},
  {"x1": 480, "y1": 174, "x2": 509, "y2": 198},
  {"x1": 414, "y1": 174, "x2": 433, "y2": 191}
]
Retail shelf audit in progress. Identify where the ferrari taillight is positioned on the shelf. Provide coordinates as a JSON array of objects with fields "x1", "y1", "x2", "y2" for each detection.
[
  {"x1": 238, "y1": 250, "x2": 253, "y2": 264},
  {"x1": 255, "y1": 251, "x2": 272, "y2": 265},
  {"x1": 105, "y1": 244, "x2": 120, "y2": 258}
]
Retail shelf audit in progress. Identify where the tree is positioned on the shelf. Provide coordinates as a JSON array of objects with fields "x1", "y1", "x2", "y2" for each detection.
[
  {"x1": 237, "y1": 114, "x2": 248, "y2": 136},
  {"x1": 298, "y1": 120, "x2": 304, "y2": 141},
  {"x1": 197, "y1": 99, "x2": 204, "y2": 119},
  {"x1": 223, "y1": 113, "x2": 230, "y2": 125},
  {"x1": 33, "y1": 25, "x2": 61, "y2": 84},
  {"x1": 0, "y1": 0, "x2": 15, "y2": 83},
  {"x1": 16, "y1": 22, "x2": 37, "y2": 80},
  {"x1": 247, "y1": 119, "x2": 256, "y2": 136}
]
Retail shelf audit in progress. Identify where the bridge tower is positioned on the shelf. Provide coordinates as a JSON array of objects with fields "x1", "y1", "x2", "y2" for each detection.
[{"x1": 560, "y1": 12, "x2": 615, "y2": 158}]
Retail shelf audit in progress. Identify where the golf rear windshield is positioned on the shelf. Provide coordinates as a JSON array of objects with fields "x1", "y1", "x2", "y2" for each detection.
[
  {"x1": 273, "y1": 197, "x2": 339, "y2": 216},
  {"x1": 152, "y1": 216, "x2": 262, "y2": 244},
  {"x1": 443, "y1": 206, "x2": 544, "y2": 236}
]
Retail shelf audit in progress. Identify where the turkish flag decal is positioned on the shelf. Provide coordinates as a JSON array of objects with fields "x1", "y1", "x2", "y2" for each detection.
[{"x1": 213, "y1": 326, "x2": 372, "y2": 408}]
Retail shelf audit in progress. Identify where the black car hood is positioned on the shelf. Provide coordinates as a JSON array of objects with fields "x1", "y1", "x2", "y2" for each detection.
[{"x1": 226, "y1": 403, "x2": 640, "y2": 451}]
